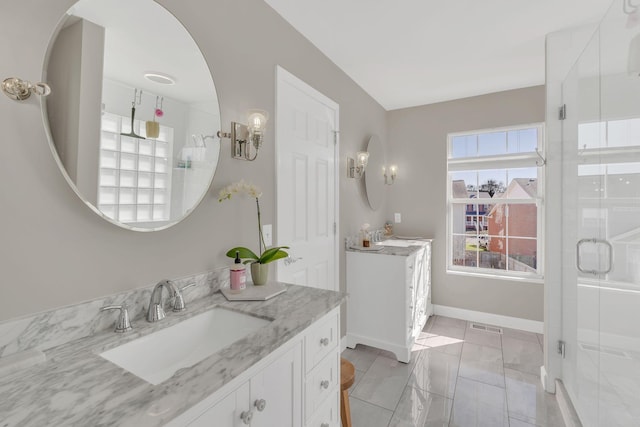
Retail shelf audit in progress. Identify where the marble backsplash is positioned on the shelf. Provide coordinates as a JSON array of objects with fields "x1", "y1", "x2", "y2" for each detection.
[{"x1": 0, "y1": 268, "x2": 229, "y2": 358}]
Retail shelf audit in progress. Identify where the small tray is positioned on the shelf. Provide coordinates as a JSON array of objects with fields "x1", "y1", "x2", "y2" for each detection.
[{"x1": 220, "y1": 282, "x2": 287, "y2": 301}]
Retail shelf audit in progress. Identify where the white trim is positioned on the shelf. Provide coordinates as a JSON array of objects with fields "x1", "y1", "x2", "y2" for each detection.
[
  {"x1": 540, "y1": 365, "x2": 553, "y2": 392},
  {"x1": 446, "y1": 268, "x2": 544, "y2": 284},
  {"x1": 432, "y1": 304, "x2": 543, "y2": 333},
  {"x1": 555, "y1": 379, "x2": 583, "y2": 427},
  {"x1": 446, "y1": 123, "x2": 545, "y2": 280},
  {"x1": 340, "y1": 336, "x2": 348, "y2": 353}
]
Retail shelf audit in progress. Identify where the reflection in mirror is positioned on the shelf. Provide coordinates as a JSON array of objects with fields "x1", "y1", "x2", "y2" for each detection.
[
  {"x1": 364, "y1": 135, "x2": 385, "y2": 211},
  {"x1": 43, "y1": 0, "x2": 220, "y2": 231}
]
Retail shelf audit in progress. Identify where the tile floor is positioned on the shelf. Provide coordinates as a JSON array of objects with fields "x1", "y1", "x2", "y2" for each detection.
[{"x1": 341, "y1": 315, "x2": 564, "y2": 427}]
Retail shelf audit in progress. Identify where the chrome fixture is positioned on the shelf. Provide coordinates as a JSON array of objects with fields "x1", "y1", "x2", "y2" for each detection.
[
  {"x1": 146, "y1": 280, "x2": 196, "y2": 322},
  {"x1": 383, "y1": 165, "x2": 398, "y2": 185},
  {"x1": 2, "y1": 77, "x2": 51, "y2": 101},
  {"x1": 101, "y1": 304, "x2": 132, "y2": 333},
  {"x1": 218, "y1": 109, "x2": 269, "y2": 161},
  {"x1": 191, "y1": 134, "x2": 216, "y2": 147},
  {"x1": 254, "y1": 399, "x2": 267, "y2": 411},
  {"x1": 240, "y1": 410, "x2": 253, "y2": 425},
  {"x1": 171, "y1": 282, "x2": 196, "y2": 312},
  {"x1": 347, "y1": 151, "x2": 369, "y2": 178}
]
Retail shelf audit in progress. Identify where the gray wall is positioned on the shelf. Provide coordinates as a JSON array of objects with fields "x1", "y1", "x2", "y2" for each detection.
[
  {"x1": 386, "y1": 86, "x2": 546, "y2": 321},
  {"x1": 0, "y1": 0, "x2": 387, "y2": 322}
]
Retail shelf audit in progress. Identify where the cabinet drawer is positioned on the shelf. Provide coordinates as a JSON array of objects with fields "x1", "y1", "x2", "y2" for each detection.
[
  {"x1": 305, "y1": 387, "x2": 339, "y2": 427},
  {"x1": 305, "y1": 351, "x2": 339, "y2": 419},
  {"x1": 305, "y1": 312, "x2": 339, "y2": 372}
]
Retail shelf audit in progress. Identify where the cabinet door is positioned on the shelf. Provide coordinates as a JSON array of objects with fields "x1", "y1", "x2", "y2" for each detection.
[
  {"x1": 188, "y1": 382, "x2": 250, "y2": 427},
  {"x1": 250, "y1": 344, "x2": 302, "y2": 427}
]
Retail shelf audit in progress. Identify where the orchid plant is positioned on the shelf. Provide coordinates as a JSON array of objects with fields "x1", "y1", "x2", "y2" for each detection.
[{"x1": 219, "y1": 180, "x2": 289, "y2": 264}]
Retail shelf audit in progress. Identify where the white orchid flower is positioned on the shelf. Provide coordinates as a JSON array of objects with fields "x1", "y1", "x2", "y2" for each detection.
[{"x1": 218, "y1": 180, "x2": 262, "y2": 202}]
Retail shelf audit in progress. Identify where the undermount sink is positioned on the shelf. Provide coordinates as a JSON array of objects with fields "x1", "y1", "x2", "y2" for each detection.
[{"x1": 100, "y1": 307, "x2": 271, "y2": 385}]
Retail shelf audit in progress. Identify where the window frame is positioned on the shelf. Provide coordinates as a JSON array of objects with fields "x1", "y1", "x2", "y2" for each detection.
[{"x1": 446, "y1": 123, "x2": 545, "y2": 282}]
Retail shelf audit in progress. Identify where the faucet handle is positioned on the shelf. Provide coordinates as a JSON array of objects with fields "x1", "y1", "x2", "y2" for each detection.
[
  {"x1": 172, "y1": 282, "x2": 196, "y2": 312},
  {"x1": 101, "y1": 304, "x2": 133, "y2": 333}
]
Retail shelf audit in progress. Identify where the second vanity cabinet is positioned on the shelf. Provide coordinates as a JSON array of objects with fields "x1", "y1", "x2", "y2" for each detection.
[
  {"x1": 168, "y1": 307, "x2": 340, "y2": 427},
  {"x1": 346, "y1": 240, "x2": 432, "y2": 363}
]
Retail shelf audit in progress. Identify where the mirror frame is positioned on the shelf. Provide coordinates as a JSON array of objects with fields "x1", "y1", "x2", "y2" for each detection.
[
  {"x1": 364, "y1": 134, "x2": 385, "y2": 211},
  {"x1": 40, "y1": 0, "x2": 221, "y2": 232}
]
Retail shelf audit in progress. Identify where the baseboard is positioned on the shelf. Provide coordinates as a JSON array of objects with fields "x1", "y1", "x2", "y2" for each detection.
[
  {"x1": 340, "y1": 336, "x2": 348, "y2": 353},
  {"x1": 345, "y1": 333, "x2": 411, "y2": 363},
  {"x1": 432, "y1": 304, "x2": 543, "y2": 334},
  {"x1": 540, "y1": 365, "x2": 556, "y2": 393},
  {"x1": 556, "y1": 379, "x2": 583, "y2": 427}
]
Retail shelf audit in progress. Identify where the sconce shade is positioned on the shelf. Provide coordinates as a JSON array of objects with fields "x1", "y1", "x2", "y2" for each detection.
[
  {"x1": 247, "y1": 110, "x2": 268, "y2": 132},
  {"x1": 356, "y1": 151, "x2": 369, "y2": 168}
]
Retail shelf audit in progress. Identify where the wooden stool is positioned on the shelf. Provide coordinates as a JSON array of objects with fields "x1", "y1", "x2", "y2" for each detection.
[{"x1": 340, "y1": 357, "x2": 355, "y2": 427}]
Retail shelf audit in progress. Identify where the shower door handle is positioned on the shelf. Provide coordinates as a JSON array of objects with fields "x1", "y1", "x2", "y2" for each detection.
[{"x1": 576, "y1": 238, "x2": 613, "y2": 275}]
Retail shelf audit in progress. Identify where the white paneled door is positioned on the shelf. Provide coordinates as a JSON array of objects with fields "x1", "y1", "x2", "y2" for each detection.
[{"x1": 276, "y1": 67, "x2": 339, "y2": 291}]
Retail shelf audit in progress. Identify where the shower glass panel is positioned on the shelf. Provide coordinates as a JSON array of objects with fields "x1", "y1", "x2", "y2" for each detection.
[{"x1": 561, "y1": 1, "x2": 640, "y2": 425}]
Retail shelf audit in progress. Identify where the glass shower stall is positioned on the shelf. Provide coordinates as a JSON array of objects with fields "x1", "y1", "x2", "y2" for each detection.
[{"x1": 557, "y1": 0, "x2": 640, "y2": 424}]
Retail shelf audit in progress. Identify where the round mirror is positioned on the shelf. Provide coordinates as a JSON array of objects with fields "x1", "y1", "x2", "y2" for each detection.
[
  {"x1": 43, "y1": 0, "x2": 220, "y2": 231},
  {"x1": 364, "y1": 135, "x2": 385, "y2": 211}
]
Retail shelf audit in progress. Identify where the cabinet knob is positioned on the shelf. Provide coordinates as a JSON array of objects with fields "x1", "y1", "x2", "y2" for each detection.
[
  {"x1": 320, "y1": 380, "x2": 330, "y2": 389},
  {"x1": 254, "y1": 398, "x2": 267, "y2": 412},
  {"x1": 320, "y1": 337, "x2": 330, "y2": 346},
  {"x1": 240, "y1": 410, "x2": 253, "y2": 424}
]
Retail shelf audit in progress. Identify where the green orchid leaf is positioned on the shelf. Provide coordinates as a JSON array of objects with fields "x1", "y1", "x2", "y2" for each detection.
[
  {"x1": 225, "y1": 247, "x2": 259, "y2": 260},
  {"x1": 261, "y1": 250, "x2": 289, "y2": 264},
  {"x1": 259, "y1": 247, "x2": 290, "y2": 264}
]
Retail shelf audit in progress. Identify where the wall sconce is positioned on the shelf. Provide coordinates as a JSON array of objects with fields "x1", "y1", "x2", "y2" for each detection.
[
  {"x1": 217, "y1": 109, "x2": 269, "y2": 161},
  {"x1": 347, "y1": 151, "x2": 369, "y2": 178},
  {"x1": 384, "y1": 165, "x2": 397, "y2": 185}
]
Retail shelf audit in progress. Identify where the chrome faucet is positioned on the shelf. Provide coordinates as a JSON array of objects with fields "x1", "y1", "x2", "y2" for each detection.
[
  {"x1": 146, "y1": 279, "x2": 196, "y2": 322},
  {"x1": 101, "y1": 304, "x2": 132, "y2": 333}
]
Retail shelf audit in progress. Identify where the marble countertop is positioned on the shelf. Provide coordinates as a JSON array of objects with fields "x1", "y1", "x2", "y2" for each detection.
[
  {"x1": 347, "y1": 237, "x2": 432, "y2": 257},
  {"x1": 0, "y1": 284, "x2": 345, "y2": 426}
]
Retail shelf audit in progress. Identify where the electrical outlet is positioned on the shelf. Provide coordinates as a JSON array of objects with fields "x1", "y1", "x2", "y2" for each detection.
[
  {"x1": 263, "y1": 224, "x2": 273, "y2": 247},
  {"x1": 394, "y1": 213, "x2": 402, "y2": 223}
]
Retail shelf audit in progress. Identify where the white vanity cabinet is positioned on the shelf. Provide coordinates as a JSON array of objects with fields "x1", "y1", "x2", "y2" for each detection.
[
  {"x1": 346, "y1": 241, "x2": 432, "y2": 363},
  {"x1": 187, "y1": 346, "x2": 301, "y2": 427},
  {"x1": 303, "y1": 312, "x2": 340, "y2": 427},
  {"x1": 168, "y1": 308, "x2": 340, "y2": 427}
]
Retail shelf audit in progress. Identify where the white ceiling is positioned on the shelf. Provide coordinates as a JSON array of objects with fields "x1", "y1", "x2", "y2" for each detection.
[
  {"x1": 264, "y1": 0, "x2": 615, "y2": 110},
  {"x1": 70, "y1": 0, "x2": 216, "y2": 106}
]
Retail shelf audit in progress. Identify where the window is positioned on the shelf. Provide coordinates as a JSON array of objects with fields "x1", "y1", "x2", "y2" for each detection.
[
  {"x1": 98, "y1": 112, "x2": 173, "y2": 224},
  {"x1": 447, "y1": 124, "x2": 544, "y2": 279}
]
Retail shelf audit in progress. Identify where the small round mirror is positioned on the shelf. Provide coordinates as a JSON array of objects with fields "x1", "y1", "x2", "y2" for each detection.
[
  {"x1": 43, "y1": 0, "x2": 220, "y2": 231},
  {"x1": 364, "y1": 135, "x2": 385, "y2": 211}
]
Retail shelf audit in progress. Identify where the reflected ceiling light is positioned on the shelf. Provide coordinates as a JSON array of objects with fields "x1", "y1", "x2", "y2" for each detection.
[{"x1": 144, "y1": 72, "x2": 176, "y2": 85}]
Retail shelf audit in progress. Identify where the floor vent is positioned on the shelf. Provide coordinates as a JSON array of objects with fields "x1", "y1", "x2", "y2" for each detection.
[
  {"x1": 579, "y1": 343, "x2": 631, "y2": 359},
  {"x1": 469, "y1": 323, "x2": 503, "y2": 334}
]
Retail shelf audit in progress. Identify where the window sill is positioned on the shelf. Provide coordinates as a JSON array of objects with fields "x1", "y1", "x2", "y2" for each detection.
[{"x1": 446, "y1": 268, "x2": 544, "y2": 285}]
